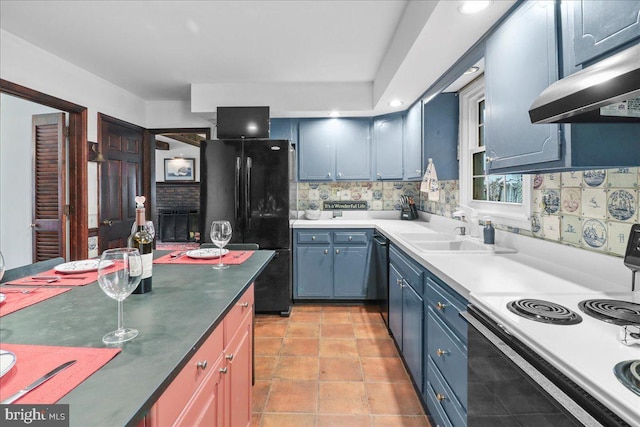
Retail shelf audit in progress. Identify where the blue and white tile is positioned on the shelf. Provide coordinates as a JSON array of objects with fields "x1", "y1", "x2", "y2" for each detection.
[
  {"x1": 581, "y1": 188, "x2": 607, "y2": 219},
  {"x1": 560, "y1": 215, "x2": 581, "y2": 246},
  {"x1": 543, "y1": 173, "x2": 560, "y2": 189},
  {"x1": 531, "y1": 215, "x2": 543, "y2": 237},
  {"x1": 533, "y1": 174, "x2": 544, "y2": 190},
  {"x1": 582, "y1": 219, "x2": 607, "y2": 251},
  {"x1": 607, "y1": 189, "x2": 637, "y2": 222},
  {"x1": 371, "y1": 200, "x2": 383, "y2": 210},
  {"x1": 607, "y1": 221, "x2": 632, "y2": 256},
  {"x1": 560, "y1": 188, "x2": 581, "y2": 214},
  {"x1": 532, "y1": 189, "x2": 545, "y2": 214},
  {"x1": 583, "y1": 170, "x2": 607, "y2": 188},
  {"x1": 607, "y1": 167, "x2": 638, "y2": 188},
  {"x1": 561, "y1": 171, "x2": 582, "y2": 187},
  {"x1": 542, "y1": 189, "x2": 560, "y2": 215},
  {"x1": 542, "y1": 215, "x2": 560, "y2": 241}
]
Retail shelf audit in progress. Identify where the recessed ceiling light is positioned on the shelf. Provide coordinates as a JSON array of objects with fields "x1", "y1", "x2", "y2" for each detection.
[
  {"x1": 388, "y1": 100, "x2": 404, "y2": 108},
  {"x1": 458, "y1": 1, "x2": 491, "y2": 15},
  {"x1": 464, "y1": 66, "x2": 480, "y2": 75},
  {"x1": 329, "y1": 111, "x2": 340, "y2": 117}
]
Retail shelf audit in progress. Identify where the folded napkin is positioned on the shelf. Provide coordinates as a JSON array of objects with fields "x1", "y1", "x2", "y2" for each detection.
[
  {"x1": 0, "y1": 287, "x2": 71, "y2": 317},
  {"x1": 154, "y1": 250, "x2": 254, "y2": 265},
  {"x1": 0, "y1": 344, "x2": 121, "y2": 404},
  {"x1": 5, "y1": 269, "x2": 97, "y2": 286},
  {"x1": 420, "y1": 158, "x2": 440, "y2": 201}
]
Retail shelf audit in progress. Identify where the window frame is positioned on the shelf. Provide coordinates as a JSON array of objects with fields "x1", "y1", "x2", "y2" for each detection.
[{"x1": 458, "y1": 75, "x2": 532, "y2": 230}]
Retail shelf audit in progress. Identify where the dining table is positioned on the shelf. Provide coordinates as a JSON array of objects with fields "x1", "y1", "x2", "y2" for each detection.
[{"x1": 0, "y1": 250, "x2": 275, "y2": 427}]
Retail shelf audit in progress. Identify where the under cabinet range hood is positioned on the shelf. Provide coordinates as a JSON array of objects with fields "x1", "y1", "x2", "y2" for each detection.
[{"x1": 529, "y1": 43, "x2": 640, "y2": 124}]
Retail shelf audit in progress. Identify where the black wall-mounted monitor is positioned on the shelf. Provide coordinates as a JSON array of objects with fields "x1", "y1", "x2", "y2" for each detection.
[{"x1": 216, "y1": 106, "x2": 270, "y2": 139}]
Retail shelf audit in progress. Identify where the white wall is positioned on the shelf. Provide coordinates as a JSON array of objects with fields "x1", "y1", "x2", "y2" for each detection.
[{"x1": 0, "y1": 94, "x2": 62, "y2": 268}]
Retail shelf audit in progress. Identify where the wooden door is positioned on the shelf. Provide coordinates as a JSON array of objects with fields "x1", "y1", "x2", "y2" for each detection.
[
  {"x1": 99, "y1": 115, "x2": 145, "y2": 251},
  {"x1": 32, "y1": 112, "x2": 66, "y2": 262}
]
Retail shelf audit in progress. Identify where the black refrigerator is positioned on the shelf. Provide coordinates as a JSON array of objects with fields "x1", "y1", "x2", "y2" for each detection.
[{"x1": 200, "y1": 139, "x2": 293, "y2": 315}]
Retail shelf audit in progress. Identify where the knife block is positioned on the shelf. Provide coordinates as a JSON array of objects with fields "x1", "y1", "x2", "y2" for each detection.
[{"x1": 401, "y1": 205, "x2": 419, "y2": 220}]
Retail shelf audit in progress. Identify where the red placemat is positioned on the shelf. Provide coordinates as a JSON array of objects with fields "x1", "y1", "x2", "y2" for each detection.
[
  {"x1": 0, "y1": 343, "x2": 121, "y2": 404},
  {"x1": 154, "y1": 250, "x2": 254, "y2": 265},
  {"x1": 0, "y1": 287, "x2": 71, "y2": 317},
  {"x1": 5, "y1": 269, "x2": 97, "y2": 286}
]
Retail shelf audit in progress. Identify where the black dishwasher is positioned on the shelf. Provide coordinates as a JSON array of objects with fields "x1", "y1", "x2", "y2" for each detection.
[{"x1": 372, "y1": 232, "x2": 389, "y2": 326}]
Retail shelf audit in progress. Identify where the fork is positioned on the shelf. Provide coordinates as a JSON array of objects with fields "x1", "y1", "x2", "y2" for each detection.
[{"x1": 1, "y1": 285, "x2": 46, "y2": 294}]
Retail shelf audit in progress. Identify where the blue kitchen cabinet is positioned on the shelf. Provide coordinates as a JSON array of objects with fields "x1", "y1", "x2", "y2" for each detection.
[
  {"x1": 298, "y1": 118, "x2": 371, "y2": 181},
  {"x1": 403, "y1": 101, "x2": 423, "y2": 181},
  {"x1": 485, "y1": 0, "x2": 561, "y2": 172},
  {"x1": 374, "y1": 113, "x2": 404, "y2": 180},
  {"x1": 570, "y1": 0, "x2": 640, "y2": 67},
  {"x1": 424, "y1": 93, "x2": 459, "y2": 180},
  {"x1": 298, "y1": 119, "x2": 336, "y2": 181},
  {"x1": 388, "y1": 245, "x2": 425, "y2": 393},
  {"x1": 294, "y1": 229, "x2": 373, "y2": 299},
  {"x1": 335, "y1": 118, "x2": 372, "y2": 181},
  {"x1": 269, "y1": 118, "x2": 298, "y2": 145}
]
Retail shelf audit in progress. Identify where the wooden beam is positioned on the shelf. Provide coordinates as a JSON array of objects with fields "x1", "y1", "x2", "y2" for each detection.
[{"x1": 156, "y1": 140, "x2": 170, "y2": 150}]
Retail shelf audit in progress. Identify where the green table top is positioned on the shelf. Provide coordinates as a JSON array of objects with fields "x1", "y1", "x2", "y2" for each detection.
[{"x1": 0, "y1": 250, "x2": 275, "y2": 427}]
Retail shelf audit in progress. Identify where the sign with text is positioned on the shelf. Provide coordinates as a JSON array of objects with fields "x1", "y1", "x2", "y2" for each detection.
[
  {"x1": 1, "y1": 405, "x2": 69, "y2": 426},
  {"x1": 323, "y1": 201, "x2": 367, "y2": 210}
]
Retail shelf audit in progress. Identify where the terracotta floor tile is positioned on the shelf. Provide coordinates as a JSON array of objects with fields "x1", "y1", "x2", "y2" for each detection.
[
  {"x1": 274, "y1": 356, "x2": 319, "y2": 381},
  {"x1": 255, "y1": 314, "x2": 289, "y2": 324},
  {"x1": 372, "y1": 415, "x2": 431, "y2": 426},
  {"x1": 318, "y1": 381, "x2": 369, "y2": 415},
  {"x1": 366, "y1": 383, "x2": 425, "y2": 415},
  {"x1": 281, "y1": 338, "x2": 320, "y2": 356},
  {"x1": 255, "y1": 337, "x2": 283, "y2": 356},
  {"x1": 292, "y1": 304, "x2": 323, "y2": 312},
  {"x1": 319, "y1": 338, "x2": 359, "y2": 357},
  {"x1": 351, "y1": 311, "x2": 384, "y2": 324},
  {"x1": 290, "y1": 310, "x2": 323, "y2": 323},
  {"x1": 254, "y1": 356, "x2": 278, "y2": 380},
  {"x1": 322, "y1": 305, "x2": 353, "y2": 312},
  {"x1": 322, "y1": 311, "x2": 352, "y2": 323},
  {"x1": 255, "y1": 321, "x2": 288, "y2": 337},
  {"x1": 321, "y1": 323, "x2": 355, "y2": 339},
  {"x1": 357, "y1": 338, "x2": 399, "y2": 357},
  {"x1": 251, "y1": 413, "x2": 262, "y2": 427},
  {"x1": 319, "y1": 357, "x2": 363, "y2": 381},
  {"x1": 287, "y1": 323, "x2": 321, "y2": 338},
  {"x1": 264, "y1": 380, "x2": 318, "y2": 413},
  {"x1": 350, "y1": 305, "x2": 379, "y2": 314},
  {"x1": 252, "y1": 380, "x2": 271, "y2": 412},
  {"x1": 260, "y1": 413, "x2": 316, "y2": 427},
  {"x1": 354, "y1": 322, "x2": 391, "y2": 339},
  {"x1": 361, "y1": 357, "x2": 410, "y2": 382},
  {"x1": 317, "y1": 414, "x2": 372, "y2": 427}
]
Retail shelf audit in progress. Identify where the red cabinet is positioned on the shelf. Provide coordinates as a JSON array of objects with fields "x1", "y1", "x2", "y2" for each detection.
[{"x1": 148, "y1": 284, "x2": 254, "y2": 427}]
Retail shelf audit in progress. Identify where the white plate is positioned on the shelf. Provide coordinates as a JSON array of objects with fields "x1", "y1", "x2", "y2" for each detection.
[
  {"x1": 54, "y1": 259, "x2": 113, "y2": 274},
  {"x1": 0, "y1": 293, "x2": 5, "y2": 304},
  {"x1": 185, "y1": 248, "x2": 229, "y2": 259},
  {"x1": 0, "y1": 350, "x2": 16, "y2": 378}
]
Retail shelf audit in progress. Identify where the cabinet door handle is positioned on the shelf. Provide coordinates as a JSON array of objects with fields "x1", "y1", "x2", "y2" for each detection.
[
  {"x1": 335, "y1": 249, "x2": 340, "y2": 254},
  {"x1": 396, "y1": 278, "x2": 403, "y2": 287},
  {"x1": 239, "y1": 302, "x2": 249, "y2": 308},
  {"x1": 327, "y1": 172, "x2": 332, "y2": 178},
  {"x1": 436, "y1": 302, "x2": 447, "y2": 311},
  {"x1": 348, "y1": 236, "x2": 353, "y2": 241},
  {"x1": 436, "y1": 349, "x2": 449, "y2": 357},
  {"x1": 312, "y1": 235, "x2": 316, "y2": 240},
  {"x1": 196, "y1": 360, "x2": 208, "y2": 370},
  {"x1": 324, "y1": 249, "x2": 329, "y2": 254},
  {"x1": 226, "y1": 353, "x2": 234, "y2": 361},
  {"x1": 416, "y1": 169, "x2": 421, "y2": 174},
  {"x1": 337, "y1": 172, "x2": 343, "y2": 178},
  {"x1": 436, "y1": 393, "x2": 446, "y2": 402},
  {"x1": 376, "y1": 172, "x2": 382, "y2": 179},
  {"x1": 219, "y1": 367, "x2": 228, "y2": 374}
]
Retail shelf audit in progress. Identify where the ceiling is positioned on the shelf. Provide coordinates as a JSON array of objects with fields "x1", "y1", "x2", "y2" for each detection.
[{"x1": 0, "y1": 0, "x2": 515, "y2": 118}]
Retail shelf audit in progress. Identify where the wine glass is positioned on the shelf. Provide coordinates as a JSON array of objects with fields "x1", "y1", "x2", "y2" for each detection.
[
  {"x1": 97, "y1": 248, "x2": 142, "y2": 344},
  {"x1": 210, "y1": 220, "x2": 232, "y2": 270}
]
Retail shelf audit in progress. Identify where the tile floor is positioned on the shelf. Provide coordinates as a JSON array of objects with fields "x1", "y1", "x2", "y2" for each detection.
[{"x1": 253, "y1": 304, "x2": 431, "y2": 427}]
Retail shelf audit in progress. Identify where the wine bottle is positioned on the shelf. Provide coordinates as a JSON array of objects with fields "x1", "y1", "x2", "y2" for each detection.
[{"x1": 131, "y1": 196, "x2": 153, "y2": 294}]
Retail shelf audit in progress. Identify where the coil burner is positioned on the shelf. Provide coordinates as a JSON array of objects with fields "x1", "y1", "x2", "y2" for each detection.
[
  {"x1": 578, "y1": 300, "x2": 640, "y2": 326},
  {"x1": 614, "y1": 360, "x2": 640, "y2": 396},
  {"x1": 507, "y1": 299, "x2": 582, "y2": 325}
]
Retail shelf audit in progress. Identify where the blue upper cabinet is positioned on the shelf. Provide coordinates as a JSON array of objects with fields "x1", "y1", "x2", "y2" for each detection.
[
  {"x1": 299, "y1": 119, "x2": 336, "y2": 180},
  {"x1": 403, "y1": 101, "x2": 423, "y2": 181},
  {"x1": 374, "y1": 113, "x2": 404, "y2": 180},
  {"x1": 571, "y1": 0, "x2": 640, "y2": 67},
  {"x1": 423, "y1": 93, "x2": 459, "y2": 180},
  {"x1": 269, "y1": 118, "x2": 297, "y2": 145},
  {"x1": 335, "y1": 118, "x2": 372, "y2": 181},
  {"x1": 298, "y1": 118, "x2": 371, "y2": 181},
  {"x1": 485, "y1": 0, "x2": 561, "y2": 172}
]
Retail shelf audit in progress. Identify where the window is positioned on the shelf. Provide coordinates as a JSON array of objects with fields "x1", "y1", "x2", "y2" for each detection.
[{"x1": 459, "y1": 76, "x2": 531, "y2": 229}]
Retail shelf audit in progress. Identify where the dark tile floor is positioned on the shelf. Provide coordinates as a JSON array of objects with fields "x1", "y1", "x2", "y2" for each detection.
[{"x1": 253, "y1": 304, "x2": 431, "y2": 427}]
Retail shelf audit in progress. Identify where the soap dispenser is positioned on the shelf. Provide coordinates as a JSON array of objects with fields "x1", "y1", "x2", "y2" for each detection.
[{"x1": 483, "y1": 218, "x2": 495, "y2": 245}]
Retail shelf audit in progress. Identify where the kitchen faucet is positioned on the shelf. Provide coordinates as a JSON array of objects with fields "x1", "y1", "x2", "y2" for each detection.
[{"x1": 453, "y1": 205, "x2": 480, "y2": 237}]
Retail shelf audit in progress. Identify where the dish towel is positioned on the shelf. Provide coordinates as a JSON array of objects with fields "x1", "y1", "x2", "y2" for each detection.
[{"x1": 420, "y1": 158, "x2": 440, "y2": 201}]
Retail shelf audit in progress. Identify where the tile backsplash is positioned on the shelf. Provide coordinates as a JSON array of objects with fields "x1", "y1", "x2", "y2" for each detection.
[{"x1": 296, "y1": 167, "x2": 638, "y2": 257}]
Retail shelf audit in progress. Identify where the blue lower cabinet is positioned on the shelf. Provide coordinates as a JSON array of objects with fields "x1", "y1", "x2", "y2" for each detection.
[
  {"x1": 427, "y1": 357, "x2": 467, "y2": 427},
  {"x1": 294, "y1": 245, "x2": 333, "y2": 298},
  {"x1": 403, "y1": 282, "x2": 424, "y2": 393},
  {"x1": 294, "y1": 229, "x2": 372, "y2": 300},
  {"x1": 388, "y1": 263, "x2": 404, "y2": 347}
]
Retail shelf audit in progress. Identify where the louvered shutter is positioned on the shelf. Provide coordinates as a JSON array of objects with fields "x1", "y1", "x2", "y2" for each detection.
[{"x1": 32, "y1": 113, "x2": 66, "y2": 262}]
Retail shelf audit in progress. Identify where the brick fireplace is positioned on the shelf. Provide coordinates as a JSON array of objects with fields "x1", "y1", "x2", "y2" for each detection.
[{"x1": 156, "y1": 183, "x2": 200, "y2": 242}]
